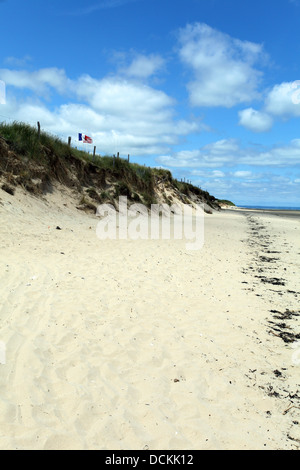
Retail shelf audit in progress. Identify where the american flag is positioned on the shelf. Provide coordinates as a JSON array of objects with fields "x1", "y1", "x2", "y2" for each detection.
[{"x1": 78, "y1": 133, "x2": 93, "y2": 144}]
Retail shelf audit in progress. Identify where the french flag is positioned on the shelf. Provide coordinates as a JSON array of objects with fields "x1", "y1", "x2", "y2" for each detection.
[{"x1": 78, "y1": 133, "x2": 93, "y2": 144}]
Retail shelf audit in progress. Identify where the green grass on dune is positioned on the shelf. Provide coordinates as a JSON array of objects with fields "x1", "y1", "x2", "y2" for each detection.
[{"x1": 0, "y1": 121, "x2": 222, "y2": 208}]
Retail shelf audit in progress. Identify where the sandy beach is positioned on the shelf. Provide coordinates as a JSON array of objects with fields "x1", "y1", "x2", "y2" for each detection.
[{"x1": 0, "y1": 186, "x2": 299, "y2": 450}]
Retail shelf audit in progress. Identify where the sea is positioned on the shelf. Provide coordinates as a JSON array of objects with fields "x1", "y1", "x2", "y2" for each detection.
[
  {"x1": 233, "y1": 205, "x2": 300, "y2": 219},
  {"x1": 239, "y1": 205, "x2": 300, "y2": 211}
]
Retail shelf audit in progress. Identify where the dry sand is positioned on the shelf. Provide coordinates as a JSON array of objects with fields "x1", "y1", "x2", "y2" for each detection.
[{"x1": 0, "y1": 186, "x2": 299, "y2": 450}]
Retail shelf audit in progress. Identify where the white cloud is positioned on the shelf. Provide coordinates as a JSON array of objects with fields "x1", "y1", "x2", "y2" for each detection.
[
  {"x1": 74, "y1": 76, "x2": 174, "y2": 119},
  {"x1": 121, "y1": 54, "x2": 165, "y2": 79},
  {"x1": 0, "y1": 67, "x2": 70, "y2": 95},
  {"x1": 178, "y1": 23, "x2": 264, "y2": 107},
  {"x1": 157, "y1": 138, "x2": 300, "y2": 168},
  {"x1": 189, "y1": 170, "x2": 299, "y2": 206},
  {"x1": 3, "y1": 55, "x2": 32, "y2": 67},
  {"x1": 191, "y1": 169, "x2": 225, "y2": 178},
  {"x1": 264, "y1": 81, "x2": 300, "y2": 117},
  {"x1": 157, "y1": 139, "x2": 239, "y2": 168},
  {"x1": 70, "y1": 0, "x2": 139, "y2": 15},
  {"x1": 257, "y1": 139, "x2": 300, "y2": 166},
  {"x1": 237, "y1": 81, "x2": 300, "y2": 132},
  {"x1": 233, "y1": 170, "x2": 254, "y2": 178},
  {"x1": 231, "y1": 170, "x2": 263, "y2": 179},
  {"x1": 238, "y1": 107, "x2": 273, "y2": 132},
  {"x1": 0, "y1": 67, "x2": 199, "y2": 156}
]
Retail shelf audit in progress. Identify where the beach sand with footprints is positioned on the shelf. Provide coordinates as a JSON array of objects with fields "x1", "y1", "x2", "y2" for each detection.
[{"x1": 0, "y1": 186, "x2": 299, "y2": 450}]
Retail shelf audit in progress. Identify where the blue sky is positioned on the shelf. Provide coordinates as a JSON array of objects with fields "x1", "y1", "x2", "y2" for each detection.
[{"x1": 0, "y1": 0, "x2": 300, "y2": 206}]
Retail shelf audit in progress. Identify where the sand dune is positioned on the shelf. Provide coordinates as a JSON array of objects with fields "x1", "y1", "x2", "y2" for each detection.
[{"x1": 0, "y1": 186, "x2": 299, "y2": 450}]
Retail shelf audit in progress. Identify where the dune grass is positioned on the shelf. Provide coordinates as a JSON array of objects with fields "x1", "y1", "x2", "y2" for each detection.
[
  {"x1": 0, "y1": 121, "x2": 221, "y2": 208},
  {"x1": 0, "y1": 121, "x2": 152, "y2": 180},
  {"x1": 0, "y1": 121, "x2": 156, "y2": 203},
  {"x1": 217, "y1": 199, "x2": 236, "y2": 206},
  {"x1": 0, "y1": 121, "x2": 74, "y2": 162}
]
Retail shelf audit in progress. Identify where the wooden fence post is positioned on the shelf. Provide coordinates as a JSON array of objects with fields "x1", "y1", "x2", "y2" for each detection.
[
  {"x1": 93, "y1": 146, "x2": 96, "y2": 161},
  {"x1": 128, "y1": 154, "x2": 130, "y2": 162},
  {"x1": 37, "y1": 122, "x2": 40, "y2": 140},
  {"x1": 68, "y1": 136, "x2": 71, "y2": 146}
]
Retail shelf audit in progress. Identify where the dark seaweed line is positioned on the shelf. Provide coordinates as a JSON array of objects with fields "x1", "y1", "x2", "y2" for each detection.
[{"x1": 241, "y1": 213, "x2": 300, "y2": 448}]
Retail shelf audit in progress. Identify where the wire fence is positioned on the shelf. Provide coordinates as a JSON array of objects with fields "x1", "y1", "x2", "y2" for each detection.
[
  {"x1": 0, "y1": 112, "x2": 196, "y2": 185},
  {"x1": 0, "y1": 112, "x2": 128, "y2": 162},
  {"x1": 0, "y1": 112, "x2": 75, "y2": 146}
]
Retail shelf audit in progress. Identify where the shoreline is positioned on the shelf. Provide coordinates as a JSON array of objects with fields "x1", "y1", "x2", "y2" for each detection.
[
  {"x1": 0, "y1": 187, "x2": 299, "y2": 450},
  {"x1": 225, "y1": 207, "x2": 300, "y2": 219}
]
